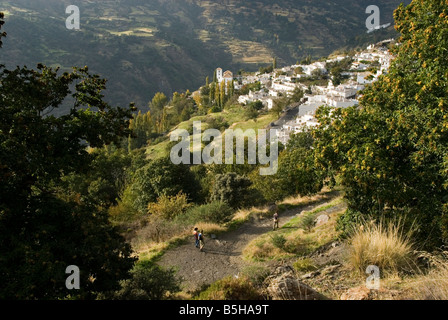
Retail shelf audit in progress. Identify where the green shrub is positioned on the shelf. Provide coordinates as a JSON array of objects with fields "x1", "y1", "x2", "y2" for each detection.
[
  {"x1": 210, "y1": 173, "x2": 252, "y2": 209},
  {"x1": 240, "y1": 265, "x2": 271, "y2": 286},
  {"x1": 176, "y1": 201, "x2": 234, "y2": 225},
  {"x1": 300, "y1": 212, "x2": 316, "y2": 233},
  {"x1": 271, "y1": 234, "x2": 287, "y2": 249},
  {"x1": 197, "y1": 276, "x2": 264, "y2": 300},
  {"x1": 147, "y1": 191, "x2": 192, "y2": 220},
  {"x1": 106, "y1": 261, "x2": 181, "y2": 300}
]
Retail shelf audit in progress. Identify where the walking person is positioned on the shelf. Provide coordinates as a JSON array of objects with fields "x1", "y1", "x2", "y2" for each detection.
[
  {"x1": 273, "y1": 211, "x2": 279, "y2": 230},
  {"x1": 198, "y1": 229, "x2": 205, "y2": 252},
  {"x1": 193, "y1": 227, "x2": 199, "y2": 248}
]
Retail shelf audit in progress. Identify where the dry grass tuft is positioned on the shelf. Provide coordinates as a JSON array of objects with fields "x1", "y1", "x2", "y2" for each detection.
[
  {"x1": 232, "y1": 205, "x2": 272, "y2": 223},
  {"x1": 348, "y1": 219, "x2": 416, "y2": 275}
]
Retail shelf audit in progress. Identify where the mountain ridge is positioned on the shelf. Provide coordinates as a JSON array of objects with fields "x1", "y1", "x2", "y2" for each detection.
[{"x1": 0, "y1": 0, "x2": 409, "y2": 112}]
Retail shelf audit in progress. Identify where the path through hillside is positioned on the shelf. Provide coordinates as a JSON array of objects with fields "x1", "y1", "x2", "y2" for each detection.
[{"x1": 157, "y1": 191, "x2": 343, "y2": 292}]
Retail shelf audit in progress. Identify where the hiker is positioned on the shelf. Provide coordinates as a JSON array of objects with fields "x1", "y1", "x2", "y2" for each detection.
[
  {"x1": 198, "y1": 229, "x2": 205, "y2": 251},
  {"x1": 273, "y1": 211, "x2": 279, "y2": 230},
  {"x1": 193, "y1": 227, "x2": 199, "y2": 248}
]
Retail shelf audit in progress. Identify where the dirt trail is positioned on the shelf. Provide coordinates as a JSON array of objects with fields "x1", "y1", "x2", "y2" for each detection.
[{"x1": 157, "y1": 191, "x2": 342, "y2": 292}]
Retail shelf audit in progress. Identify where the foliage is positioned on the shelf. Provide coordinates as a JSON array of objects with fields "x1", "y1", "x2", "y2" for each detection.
[
  {"x1": 147, "y1": 192, "x2": 192, "y2": 220},
  {"x1": 327, "y1": 57, "x2": 353, "y2": 85},
  {"x1": 244, "y1": 105, "x2": 259, "y2": 121},
  {"x1": 62, "y1": 146, "x2": 146, "y2": 208},
  {"x1": 238, "y1": 81, "x2": 261, "y2": 96},
  {"x1": 0, "y1": 61, "x2": 137, "y2": 299},
  {"x1": 0, "y1": 196, "x2": 137, "y2": 300},
  {"x1": 239, "y1": 265, "x2": 271, "y2": 286},
  {"x1": 271, "y1": 234, "x2": 287, "y2": 249},
  {"x1": 253, "y1": 130, "x2": 325, "y2": 203},
  {"x1": 176, "y1": 201, "x2": 234, "y2": 225},
  {"x1": 196, "y1": 276, "x2": 264, "y2": 300},
  {"x1": 314, "y1": 0, "x2": 448, "y2": 248},
  {"x1": 270, "y1": 95, "x2": 289, "y2": 117},
  {"x1": 210, "y1": 172, "x2": 253, "y2": 209},
  {"x1": 107, "y1": 261, "x2": 181, "y2": 300},
  {"x1": 289, "y1": 87, "x2": 304, "y2": 103},
  {"x1": 123, "y1": 157, "x2": 200, "y2": 214},
  {"x1": 128, "y1": 110, "x2": 155, "y2": 150},
  {"x1": 259, "y1": 65, "x2": 273, "y2": 74},
  {"x1": 300, "y1": 212, "x2": 317, "y2": 233}
]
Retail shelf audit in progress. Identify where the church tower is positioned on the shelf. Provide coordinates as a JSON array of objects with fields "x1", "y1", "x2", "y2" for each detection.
[{"x1": 216, "y1": 68, "x2": 223, "y2": 83}]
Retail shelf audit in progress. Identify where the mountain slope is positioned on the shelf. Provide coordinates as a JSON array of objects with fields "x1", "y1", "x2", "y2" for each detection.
[{"x1": 0, "y1": 0, "x2": 410, "y2": 112}]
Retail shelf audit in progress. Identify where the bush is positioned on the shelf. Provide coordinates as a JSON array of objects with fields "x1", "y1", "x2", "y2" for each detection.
[
  {"x1": 123, "y1": 157, "x2": 200, "y2": 214},
  {"x1": 176, "y1": 201, "x2": 234, "y2": 225},
  {"x1": 197, "y1": 276, "x2": 264, "y2": 300},
  {"x1": 211, "y1": 173, "x2": 252, "y2": 209},
  {"x1": 137, "y1": 217, "x2": 188, "y2": 243},
  {"x1": 109, "y1": 261, "x2": 181, "y2": 300},
  {"x1": 300, "y1": 212, "x2": 316, "y2": 233},
  {"x1": 147, "y1": 191, "x2": 192, "y2": 220},
  {"x1": 240, "y1": 265, "x2": 271, "y2": 286},
  {"x1": 271, "y1": 234, "x2": 287, "y2": 249}
]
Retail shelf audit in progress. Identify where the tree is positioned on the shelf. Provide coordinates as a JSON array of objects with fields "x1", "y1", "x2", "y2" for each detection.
[
  {"x1": 330, "y1": 65, "x2": 343, "y2": 86},
  {"x1": 270, "y1": 95, "x2": 289, "y2": 117},
  {"x1": 0, "y1": 62, "x2": 137, "y2": 299},
  {"x1": 290, "y1": 87, "x2": 304, "y2": 103},
  {"x1": 147, "y1": 192, "x2": 191, "y2": 220},
  {"x1": 314, "y1": 0, "x2": 448, "y2": 247},
  {"x1": 128, "y1": 110, "x2": 154, "y2": 149},
  {"x1": 210, "y1": 172, "x2": 252, "y2": 209},
  {"x1": 123, "y1": 157, "x2": 200, "y2": 214},
  {"x1": 277, "y1": 131, "x2": 324, "y2": 197},
  {"x1": 149, "y1": 92, "x2": 168, "y2": 122}
]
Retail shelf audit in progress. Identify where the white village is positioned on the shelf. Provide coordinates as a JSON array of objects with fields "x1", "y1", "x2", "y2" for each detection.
[{"x1": 215, "y1": 39, "x2": 395, "y2": 146}]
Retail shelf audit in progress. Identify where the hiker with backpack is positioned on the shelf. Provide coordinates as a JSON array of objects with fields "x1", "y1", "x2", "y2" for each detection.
[
  {"x1": 193, "y1": 227, "x2": 199, "y2": 248},
  {"x1": 198, "y1": 229, "x2": 205, "y2": 251},
  {"x1": 273, "y1": 211, "x2": 279, "y2": 230}
]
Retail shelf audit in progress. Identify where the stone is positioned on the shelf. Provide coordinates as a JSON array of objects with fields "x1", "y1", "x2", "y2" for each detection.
[
  {"x1": 315, "y1": 214, "x2": 329, "y2": 226},
  {"x1": 320, "y1": 264, "x2": 341, "y2": 276},
  {"x1": 340, "y1": 286, "x2": 401, "y2": 300},
  {"x1": 300, "y1": 271, "x2": 320, "y2": 279},
  {"x1": 265, "y1": 267, "x2": 325, "y2": 300},
  {"x1": 340, "y1": 286, "x2": 371, "y2": 300}
]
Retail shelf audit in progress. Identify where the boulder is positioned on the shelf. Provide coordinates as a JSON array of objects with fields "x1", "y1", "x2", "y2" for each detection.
[
  {"x1": 340, "y1": 286, "x2": 372, "y2": 300},
  {"x1": 315, "y1": 214, "x2": 329, "y2": 226},
  {"x1": 340, "y1": 286, "x2": 399, "y2": 300},
  {"x1": 265, "y1": 266, "x2": 325, "y2": 300}
]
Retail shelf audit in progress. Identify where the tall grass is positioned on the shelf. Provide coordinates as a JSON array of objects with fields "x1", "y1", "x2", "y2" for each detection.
[{"x1": 348, "y1": 219, "x2": 416, "y2": 275}]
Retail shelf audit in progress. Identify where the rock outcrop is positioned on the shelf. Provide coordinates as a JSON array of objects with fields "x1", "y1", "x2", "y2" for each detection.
[{"x1": 265, "y1": 266, "x2": 326, "y2": 300}]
